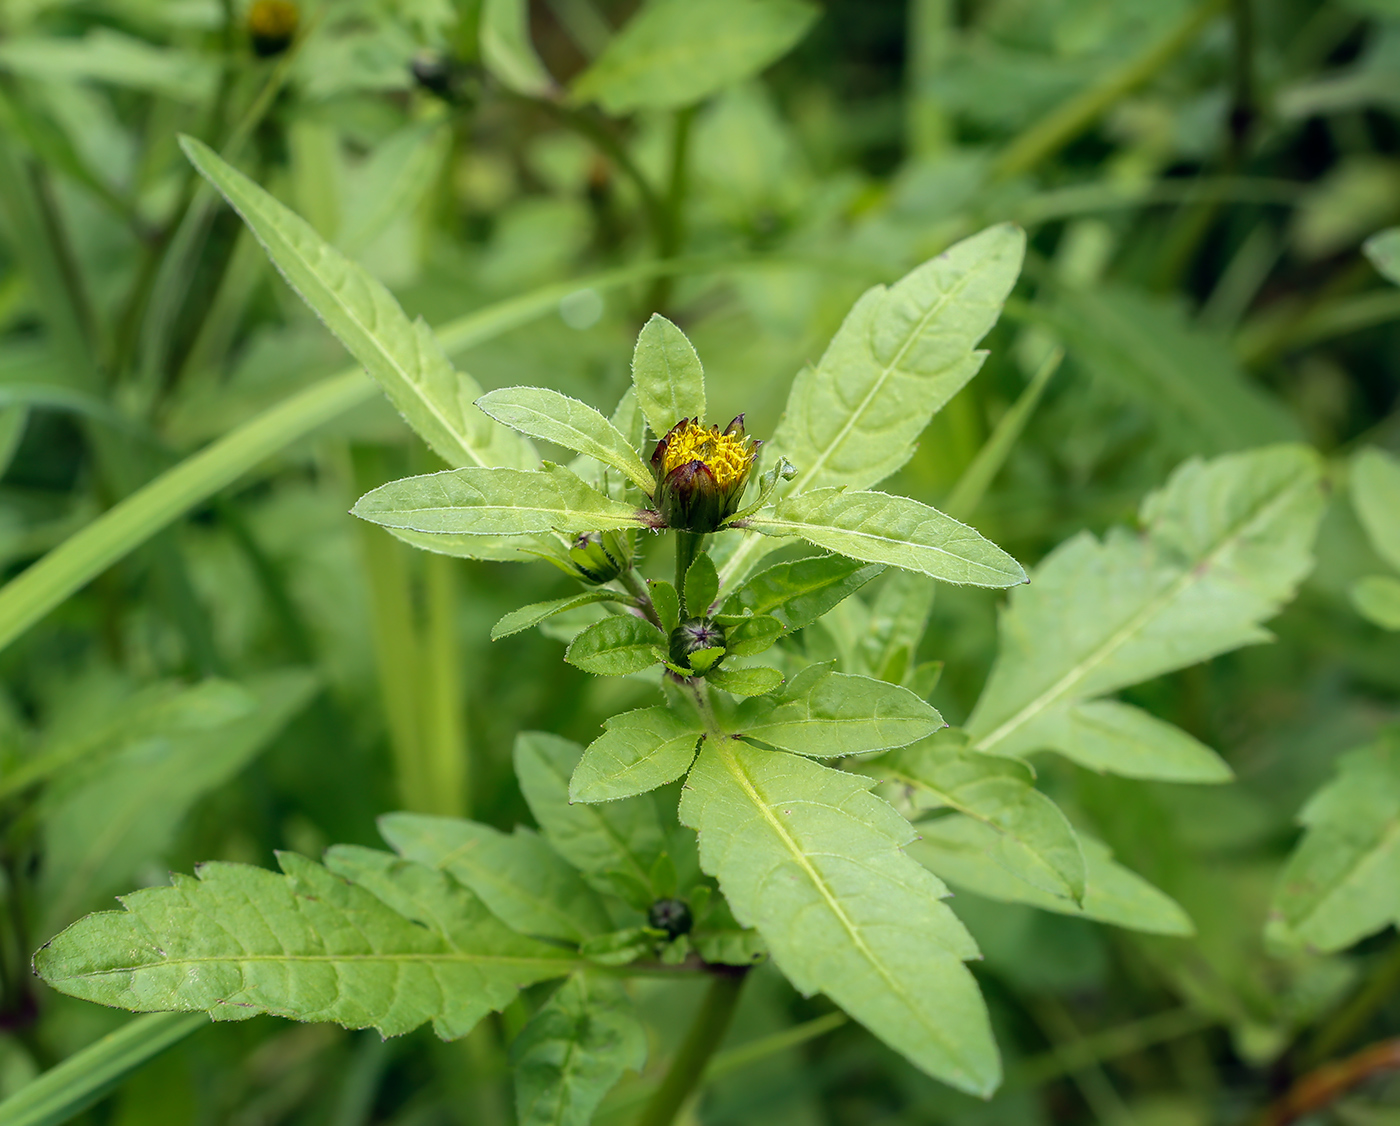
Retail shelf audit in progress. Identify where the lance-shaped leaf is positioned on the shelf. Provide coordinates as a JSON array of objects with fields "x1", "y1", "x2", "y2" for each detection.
[
  {"x1": 478, "y1": 387, "x2": 655, "y2": 495},
  {"x1": 565, "y1": 615, "x2": 666, "y2": 675},
  {"x1": 481, "y1": 0, "x2": 555, "y2": 96},
  {"x1": 181, "y1": 137, "x2": 535, "y2": 473},
  {"x1": 570, "y1": 707, "x2": 705, "y2": 803},
  {"x1": 1272, "y1": 730, "x2": 1400, "y2": 952},
  {"x1": 493, "y1": 591, "x2": 629, "y2": 641},
  {"x1": 678, "y1": 740, "x2": 998, "y2": 1095},
  {"x1": 1352, "y1": 574, "x2": 1400, "y2": 630},
  {"x1": 34, "y1": 852, "x2": 575, "y2": 1035},
  {"x1": 745, "y1": 489, "x2": 1025, "y2": 587},
  {"x1": 389, "y1": 527, "x2": 538, "y2": 562},
  {"x1": 865, "y1": 731, "x2": 1085, "y2": 903},
  {"x1": 1034, "y1": 700, "x2": 1232, "y2": 782},
  {"x1": 515, "y1": 733, "x2": 668, "y2": 909},
  {"x1": 511, "y1": 973, "x2": 647, "y2": 1126},
  {"x1": 353, "y1": 464, "x2": 644, "y2": 538},
  {"x1": 718, "y1": 224, "x2": 1025, "y2": 587},
  {"x1": 909, "y1": 817, "x2": 1193, "y2": 936},
  {"x1": 379, "y1": 813, "x2": 612, "y2": 944},
  {"x1": 685, "y1": 552, "x2": 720, "y2": 617},
  {"x1": 967, "y1": 445, "x2": 1325, "y2": 772},
  {"x1": 707, "y1": 665, "x2": 785, "y2": 697},
  {"x1": 1352, "y1": 447, "x2": 1400, "y2": 571},
  {"x1": 860, "y1": 570, "x2": 935, "y2": 684},
  {"x1": 571, "y1": 0, "x2": 818, "y2": 114},
  {"x1": 734, "y1": 665, "x2": 943, "y2": 757},
  {"x1": 722, "y1": 555, "x2": 883, "y2": 631},
  {"x1": 630, "y1": 314, "x2": 705, "y2": 438}
]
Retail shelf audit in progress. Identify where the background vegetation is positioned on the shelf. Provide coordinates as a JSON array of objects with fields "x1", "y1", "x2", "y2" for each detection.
[{"x1": 0, "y1": 0, "x2": 1398, "y2": 1124}]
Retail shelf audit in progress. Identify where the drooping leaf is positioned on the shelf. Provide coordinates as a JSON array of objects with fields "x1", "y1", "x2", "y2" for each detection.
[
  {"x1": 571, "y1": 0, "x2": 819, "y2": 114},
  {"x1": 352, "y1": 464, "x2": 644, "y2": 538},
  {"x1": 967, "y1": 445, "x2": 1325, "y2": 776},
  {"x1": 860, "y1": 569, "x2": 936, "y2": 683},
  {"x1": 511, "y1": 973, "x2": 647, "y2": 1126},
  {"x1": 745, "y1": 488, "x2": 1026, "y2": 587},
  {"x1": 478, "y1": 387, "x2": 655, "y2": 494},
  {"x1": 629, "y1": 314, "x2": 705, "y2": 438},
  {"x1": 570, "y1": 707, "x2": 704, "y2": 803},
  {"x1": 865, "y1": 730, "x2": 1085, "y2": 902},
  {"x1": 493, "y1": 591, "x2": 628, "y2": 641},
  {"x1": 480, "y1": 0, "x2": 556, "y2": 96},
  {"x1": 515, "y1": 733, "x2": 668, "y2": 909},
  {"x1": 34, "y1": 851, "x2": 574, "y2": 1035},
  {"x1": 379, "y1": 813, "x2": 612, "y2": 943},
  {"x1": 733, "y1": 666, "x2": 943, "y2": 757},
  {"x1": 1363, "y1": 226, "x2": 1400, "y2": 286},
  {"x1": 722, "y1": 555, "x2": 883, "y2": 630},
  {"x1": 1351, "y1": 574, "x2": 1400, "y2": 630},
  {"x1": 678, "y1": 740, "x2": 999, "y2": 1094},
  {"x1": 1272, "y1": 730, "x2": 1400, "y2": 952},
  {"x1": 1351, "y1": 446, "x2": 1400, "y2": 571},
  {"x1": 181, "y1": 138, "x2": 536, "y2": 473},
  {"x1": 565, "y1": 615, "x2": 666, "y2": 675},
  {"x1": 909, "y1": 817, "x2": 1193, "y2": 936}
]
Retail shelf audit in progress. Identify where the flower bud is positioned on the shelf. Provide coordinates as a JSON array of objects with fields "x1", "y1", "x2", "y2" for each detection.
[
  {"x1": 669, "y1": 617, "x2": 726, "y2": 671},
  {"x1": 565, "y1": 531, "x2": 630, "y2": 585},
  {"x1": 647, "y1": 898, "x2": 693, "y2": 939},
  {"x1": 248, "y1": 0, "x2": 298, "y2": 57},
  {"x1": 650, "y1": 417, "x2": 759, "y2": 533}
]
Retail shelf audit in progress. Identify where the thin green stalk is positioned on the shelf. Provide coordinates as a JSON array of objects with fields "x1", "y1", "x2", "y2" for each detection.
[
  {"x1": 674, "y1": 532, "x2": 705, "y2": 607},
  {"x1": 647, "y1": 106, "x2": 696, "y2": 311},
  {"x1": 619, "y1": 567, "x2": 662, "y2": 629},
  {"x1": 421, "y1": 552, "x2": 469, "y2": 818},
  {"x1": 633, "y1": 969, "x2": 749, "y2": 1126},
  {"x1": 1305, "y1": 940, "x2": 1400, "y2": 1067},
  {"x1": 942, "y1": 347, "x2": 1063, "y2": 522},
  {"x1": 1011, "y1": 1006, "x2": 1214, "y2": 1087},
  {"x1": 990, "y1": 0, "x2": 1227, "y2": 182}
]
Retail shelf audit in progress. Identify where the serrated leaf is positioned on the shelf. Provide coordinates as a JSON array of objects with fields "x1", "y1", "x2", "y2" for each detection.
[
  {"x1": 388, "y1": 527, "x2": 537, "y2": 562},
  {"x1": 706, "y1": 665, "x2": 785, "y2": 697},
  {"x1": 353, "y1": 464, "x2": 643, "y2": 538},
  {"x1": 515, "y1": 733, "x2": 667, "y2": 909},
  {"x1": 723, "y1": 556, "x2": 883, "y2": 630},
  {"x1": 493, "y1": 591, "x2": 628, "y2": 640},
  {"x1": 1037, "y1": 700, "x2": 1233, "y2": 782},
  {"x1": 678, "y1": 740, "x2": 998, "y2": 1094},
  {"x1": 733, "y1": 668, "x2": 942, "y2": 757},
  {"x1": 34, "y1": 851, "x2": 574, "y2": 1035},
  {"x1": 648, "y1": 580, "x2": 681, "y2": 633},
  {"x1": 629, "y1": 314, "x2": 705, "y2": 438},
  {"x1": 909, "y1": 817, "x2": 1193, "y2": 936},
  {"x1": 481, "y1": 0, "x2": 555, "y2": 96},
  {"x1": 1364, "y1": 226, "x2": 1400, "y2": 286},
  {"x1": 565, "y1": 615, "x2": 666, "y2": 675},
  {"x1": 180, "y1": 137, "x2": 535, "y2": 473},
  {"x1": 861, "y1": 570, "x2": 935, "y2": 683},
  {"x1": 1351, "y1": 574, "x2": 1400, "y2": 629},
  {"x1": 478, "y1": 387, "x2": 655, "y2": 494},
  {"x1": 724, "y1": 614, "x2": 785, "y2": 655},
  {"x1": 379, "y1": 813, "x2": 612, "y2": 944},
  {"x1": 866, "y1": 730, "x2": 1085, "y2": 903},
  {"x1": 511, "y1": 973, "x2": 647, "y2": 1126},
  {"x1": 571, "y1": 0, "x2": 819, "y2": 114},
  {"x1": 967, "y1": 445, "x2": 1325, "y2": 773},
  {"x1": 570, "y1": 707, "x2": 704, "y2": 803},
  {"x1": 685, "y1": 552, "x2": 720, "y2": 617},
  {"x1": 746, "y1": 488, "x2": 1025, "y2": 587},
  {"x1": 1351, "y1": 447, "x2": 1400, "y2": 571},
  {"x1": 1273, "y1": 730, "x2": 1400, "y2": 952}
]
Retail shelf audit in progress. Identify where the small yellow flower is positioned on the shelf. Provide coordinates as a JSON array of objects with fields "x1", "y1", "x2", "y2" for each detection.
[
  {"x1": 248, "y1": 0, "x2": 298, "y2": 57},
  {"x1": 650, "y1": 416, "x2": 759, "y2": 533}
]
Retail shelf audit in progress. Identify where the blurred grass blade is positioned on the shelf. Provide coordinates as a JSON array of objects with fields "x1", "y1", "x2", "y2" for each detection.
[{"x1": 0, "y1": 1012, "x2": 206, "y2": 1126}]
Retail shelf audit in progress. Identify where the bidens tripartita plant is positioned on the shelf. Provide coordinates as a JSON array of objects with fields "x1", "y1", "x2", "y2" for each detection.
[{"x1": 32, "y1": 137, "x2": 1328, "y2": 1126}]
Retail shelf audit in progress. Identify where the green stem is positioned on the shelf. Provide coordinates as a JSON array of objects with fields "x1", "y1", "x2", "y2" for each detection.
[
  {"x1": 674, "y1": 532, "x2": 706, "y2": 607},
  {"x1": 422, "y1": 551, "x2": 469, "y2": 818},
  {"x1": 634, "y1": 968, "x2": 749, "y2": 1126},
  {"x1": 1305, "y1": 940, "x2": 1400, "y2": 1067},
  {"x1": 647, "y1": 105, "x2": 696, "y2": 311}
]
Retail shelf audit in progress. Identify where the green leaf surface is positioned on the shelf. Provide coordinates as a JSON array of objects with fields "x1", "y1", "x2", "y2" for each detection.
[
  {"x1": 629, "y1": 314, "x2": 705, "y2": 438},
  {"x1": 1038, "y1": 700, "x2": 1233, "y2": 782},
  {"x1": 1364, "y1": 226, "x2": 1400, "y2": 286},
  {"x1": 685, "y1": 552, "x2": 720, "y2": 617},
  {"x1": 477, "y1": 387, "x2": 655, "y2": 494},
  {"x1": 867, "y1": 731, "x2": 1085, "y2": 902},
  {"x1": 1351, "y1": 446, "x2": 1400, "y2": 571},
  {"x1": 353, "y1": 464, "x2": 643, "y2": 538},
  {"x1": 571, "y1": 0, "x2": 819, "y2": 114},
  {"x1": 734, "y1": 667, "x2": 943, "y2": 757},
  {"x1": 861, "y1": 570, "x2": 936, "y2": 683},
  {"x1": 722, "y1": 555, "x2": 883, "y2": 630},
  {"x1": 515, "y1": 733, "x2": 668, "y2": 909},
  {"x1": 909, "y1": 817, "x2": 1193, "y2": 936},
  {"x1": 0, "y1": 31, "x2": 215, "y2": 102},
  {"x1": 570, "y1": 707, "x2": 704, "y2": 803},
  {"x1": 511, "y1": 973, "x2": 647, "y2": 1126},
  {"x1": 182, "y1": 138, "x2": 537, "y2": 473},
  {"x1": 565, "y1": 615, "x2": 666, "y2": 675},
  {"x1": 648, "y1": 580, "x2": 681, "y2": 633},
  {"x1": 707, "y1": 665, "x2": 786, "y2": 697},
  {"x1": 746, "y1": 488, "x2": 1026, "y2": 587},
  {"x1": 380, "y1": 813, "x2": 612, "y2": 944},
  {"x1": 967, "y1": 445, "x2": 1325, "y2": 770},
  {"x1": 481, "y1": 0, "x2": 556, "y2": 96},
  {"x1": 1272, "y1": 730, "x2": 1400, "y2": 952},
  {"x1": 493, "y1": 591, "x2": 627, "y2": 640},
  {"x1": 35, "y1": 851, "x2": 574, "y2": 1035},
  {"x1": 1351, "y1": 574, "x2": 1400, "y2": 630},
  {"x1": 724, "y1": 614, "x2": 786, "y2": 656},
  {"x1": 678, "y1": 740, "x2": 998, "y2": 1094},
  {"x1": 389, "y1": 527, "x2": 540, "y2": 562}
]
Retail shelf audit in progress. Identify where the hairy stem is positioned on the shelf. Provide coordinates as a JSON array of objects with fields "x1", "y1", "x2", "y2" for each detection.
[{"x1": 634, "y1": 968, "x2": 748, "y2": 1126}]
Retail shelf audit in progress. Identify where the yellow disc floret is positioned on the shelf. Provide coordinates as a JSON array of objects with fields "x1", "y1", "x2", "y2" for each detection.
[
  {"x1": 658, "y1": 420, "x2": 754, "y2": 489},
  {"x1": 650, "y1": 415, "x2": 760, "y2": 533}
]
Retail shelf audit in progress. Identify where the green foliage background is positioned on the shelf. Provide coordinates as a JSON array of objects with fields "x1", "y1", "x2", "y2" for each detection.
[{"x1": 0, "y1": 0, "x2": 1398, "y2": 1123}]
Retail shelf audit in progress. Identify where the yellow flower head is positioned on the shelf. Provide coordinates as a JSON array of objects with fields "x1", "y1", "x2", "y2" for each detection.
[
  {"x1": 650, "y1": 416, "x2": 759, "y2": 533},
  {"x1": 248, "y1": 0, "x2": 298, "y2": 55}
]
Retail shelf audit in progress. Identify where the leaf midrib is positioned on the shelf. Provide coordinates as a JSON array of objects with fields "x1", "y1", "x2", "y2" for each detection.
[
  {"x1": 971, "y1": 467, "x2": 1314, "y2": 753},
  {"x1": 57, "y1": 951, "x2": 577, "y2": 978}
]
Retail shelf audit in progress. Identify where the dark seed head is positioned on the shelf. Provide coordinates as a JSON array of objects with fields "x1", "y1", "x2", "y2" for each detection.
[{"x1": 648, "y1": 898, "x2": 693, "y2": 939}]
